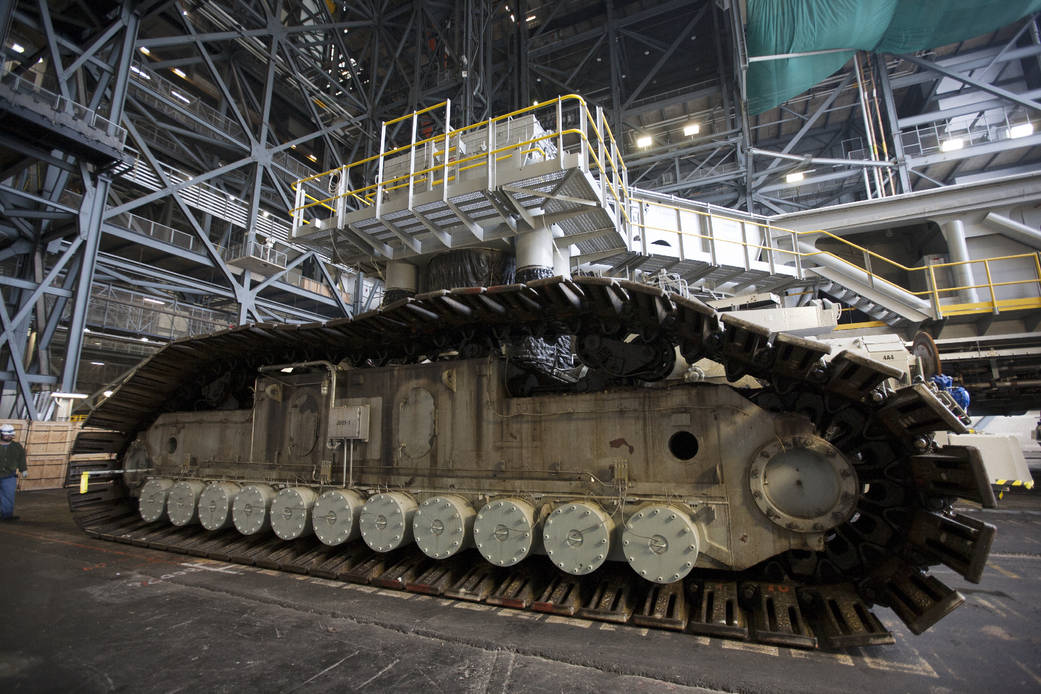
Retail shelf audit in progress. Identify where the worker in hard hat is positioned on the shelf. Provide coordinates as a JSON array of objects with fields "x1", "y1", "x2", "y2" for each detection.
[{"x1": 0, "y1": 423, "x2": 28, "y2": 521}]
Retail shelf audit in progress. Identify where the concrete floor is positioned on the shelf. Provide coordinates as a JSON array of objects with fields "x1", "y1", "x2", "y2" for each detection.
[{"x1": 1, "y1": 490, "x2": 1040, "y2": 693}]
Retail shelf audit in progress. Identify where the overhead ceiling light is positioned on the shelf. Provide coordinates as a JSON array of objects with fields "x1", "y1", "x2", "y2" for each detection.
[
  {"x1": 940, "y1": 138, "x2": 964, "y2": 152},
  {"x1": 130, "y1": 65, "x2": 150, "y2": 80},
  {"x1": 143, "y1": 297, "x2": 165, "y2": 305},
  {"x1": 139, "y1": 46, "x2": 150, "y2": 56},
  {"x1": 90, "y1": 361, "x2": 105, "y2": 366},
  {"x1": 785, "y1": 171, "x2": 805, "y2": 183},
  {"x1": 1008, "y1": 122, "x2": 1034, "y2": 139},
  {"x1": 307, "y1": 153, "x2": 318, "y2": 162},
  {"x1": 51, "y1": 392, "x2": 88, "y2": 399},
  {"x1": 103, "y1": 390, "x2": 114, "y2": 398},
  {"x1": 290, "y1": 144, "x2": 297, "y2": 149},
  {"x1": 172, "y1": 67, "x2": 187, "y2": 79},
  {"x1": 280, "y1": 367, "x2": 294, "y2": 373},
  {"x1": 683, "y1": 123, "x2": 700, "y2": 136},
  {"x1": 170, "y1": 89, "x2": 191, "y2": 104},
  {"x1": 636, "y1": 135, "x2": 652, "y2": 148},
  {"x1": 526, "y1": 14, "x2": 536, "y2": 22},
  {"x1": 11, "y1": 43, "x2": 25, "y2": 54}
]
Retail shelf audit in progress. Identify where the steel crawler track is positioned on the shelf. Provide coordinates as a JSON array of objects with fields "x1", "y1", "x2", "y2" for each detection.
[{"x1": 67, "y1": 275, "x2": 997, "y2": 650}]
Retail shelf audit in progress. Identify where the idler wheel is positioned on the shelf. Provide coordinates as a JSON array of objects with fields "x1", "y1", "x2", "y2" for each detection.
[
  {"x1": 139, "y1": 478, "x2": 174, "y2": 523},
  {"x1": 543, "y1": 500, "x2": 613, "y2": 575},
  {"x1": 473, "y1": 498, "x2": 536, "y2": 567},
  {"x1": 167, "y1": 480, "x2": 205, "y2": 526},
  {"x1": 360, "y1": 492, "x2": 417, "y2": 552},
  {"x1": 622, "y1": 504, "x2": 700, "y2": 584},
  {"x1": 312, "y1": 489, "x2": 364, "y2": 546},
  {"x1": 413, "y1": 495, "x2": 475, "y2": 559},
  {"x1": 749, "y1": 435, "x2": 858, "y2": 533},
  {"x1": 271, "y1": 487, "x2": 317, "y2": 540},
  {"x1": 198, "y1": 482, "x2": 240, "y2": 531},
  {"x1": 232, "y1": 484, "x2": 276, "y2": 535}
]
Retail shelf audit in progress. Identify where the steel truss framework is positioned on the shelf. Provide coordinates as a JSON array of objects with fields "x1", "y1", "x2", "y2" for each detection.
[{"x1": 1, "y1": 0, "x2": 1039, "y2": 418}]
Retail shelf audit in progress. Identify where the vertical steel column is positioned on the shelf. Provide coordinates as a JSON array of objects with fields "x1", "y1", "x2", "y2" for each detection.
[
  {"x1": 60, "y1": 171, "x2": 107, "y2": 392},
  {"x1": 61, "y1": 1, "x2": 138, "y2": 395},
  {"x1": 941, "y1": 219, "x2": 980, "y2": 304},
  {"x1": 0, "y1": 0, "x2": 14, "y2": 49},
  {"x1": 606, "y1": 0, "x2": 623, "y2": 139},
  {"x1": 876, "y1": 55, "x2": 912, "y2": 194}
]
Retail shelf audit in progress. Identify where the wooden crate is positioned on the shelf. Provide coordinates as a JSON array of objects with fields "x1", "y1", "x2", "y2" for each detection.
[
  {"x1": 0, "y1": 419, "x2": 82, "y2": 490},
  {"x1": 27, "y1": 421, "x2": 80, "y2": 455}
]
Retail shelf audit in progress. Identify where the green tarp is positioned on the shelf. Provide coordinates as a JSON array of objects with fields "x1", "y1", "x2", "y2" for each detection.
[{"x1": 746, "y1": 0, "x2": 1041, "y2": 114}]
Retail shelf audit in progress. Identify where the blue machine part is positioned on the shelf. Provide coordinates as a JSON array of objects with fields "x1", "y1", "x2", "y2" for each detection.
[{"x1": 930, "y1": 374, "x2": 970, "y2": 414}]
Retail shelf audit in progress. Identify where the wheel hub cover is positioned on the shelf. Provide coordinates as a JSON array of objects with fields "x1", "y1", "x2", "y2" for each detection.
[
  {"x1": 543, "y1": 501, "x2": 613, "y2": 575},
  {"x1": 622, "y1": 505, "x2": 700, "y2": 584},
  {"x1": 473, "y1": 498, "x2": 535, "y2": 567}
]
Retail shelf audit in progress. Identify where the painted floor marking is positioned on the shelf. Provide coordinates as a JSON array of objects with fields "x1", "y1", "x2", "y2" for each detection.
[
  {"x1": 721, "y1": 641, "x2": 779, "y2": 656},
  {"x1": 986, "y1": 562, "x2": 1022, "y2": 579},
  {"x1": 544, "y1": 615, "x2": 592, "y2": 628},
  {"x1": 788, "y1": 649, "x2": 854, "y2": 666}
]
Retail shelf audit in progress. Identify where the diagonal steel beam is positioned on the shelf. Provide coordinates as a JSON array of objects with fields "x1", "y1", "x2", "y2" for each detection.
[
  {"x1": 751, "y1": 70, "x2": 857, "y2": 189},
  {"x1": 0, "y1": 236, "x2": 83, "y2": 351},
  {"x1": 0, "y1": 295, "x2": 39, "y2": 419},
  {"x1": 120, "y1": 120, "x2": 242, "y2": 290},
  {"x1": 250, "y1": 250, "x2": 312, "y2": 295},
  {"x1": 315, "y1": 257, "x2": 351, "y2": 317},
  {"x1": 60, "y1": 17, "x2": 122, "y2": 80},
  {"x1": 182, "y1": 17, "x2": 256, "y2": 147},
  {"x1": 622, "y1": 7, "x2": 706, "y2": 111},
  {"x1": 897, "y1": 52, "x2": 1041, "y2": 114}
]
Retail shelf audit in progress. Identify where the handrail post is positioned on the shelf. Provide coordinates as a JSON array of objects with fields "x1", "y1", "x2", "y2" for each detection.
[
  {"x1": 596, "y1": 106, "x2": 606, "y2": 204},
  {"x1": 639, "y1": 200, "x2": 647, "y2": 255},
  {"x1": 675, "y1": 206, "x2": 685, "y2": 263},
  {"x1": 578, "y1": 103, "x2": 588, "y2": 173},
  {"x1": 764, "y1": 223, "x2": 776, "y2": 276},
  {"x1": 486, "y1": 114, "x2": 495, "y2": 190},
  {"x1": 793, "y1": 231, "x2": 803, "y2": 278},
  {"x1": 741, "y1": 221, "x2": 749, "y2": 270},
  {"x1": 610, "y1": 137, "x2": 619, "y2": 220},
  {"x1": 442, "y1": 99, "x2": 451, "y2": 203},
  {"x1": 556, "y1": 98, "x2": 564, "y2": 169},
  {"x1": 1035, "y1": 251, "x2": 1041, "y2": 297},
  {"x1": 706, "y1": 214, "x2": 717, "y2": 267},
  {"x1": 291, "y1": 183, "x2": 305, "y2": 238},
  {"x1": 984, "y1": 259, "x2": 998, "y2": 313},
  {"x1": 863, "y1": 250, "x2": 873, "y2": 288},
  {"x1": 928, "y1": 264, "x2": 943, "y2": 319},
  {"x1": 408, "y1": 109, "x2": 418, "y2": 212},
  {"x1": 335, "y1": 165, "x2": 348, "y2": 229},
  {"x1": 375, "y1": 118, "x2": 387, "y2": 221}
]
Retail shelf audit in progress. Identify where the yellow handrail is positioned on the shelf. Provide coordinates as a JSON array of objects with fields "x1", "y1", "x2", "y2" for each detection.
[{"x1": 289, "y1": 95, "x2": 1041, "y2": 322}]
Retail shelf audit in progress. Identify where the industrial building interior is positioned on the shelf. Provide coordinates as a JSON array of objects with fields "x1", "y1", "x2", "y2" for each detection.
[{"x1": 1, "y1": 1, "x2": 1041, "y2": 692}]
